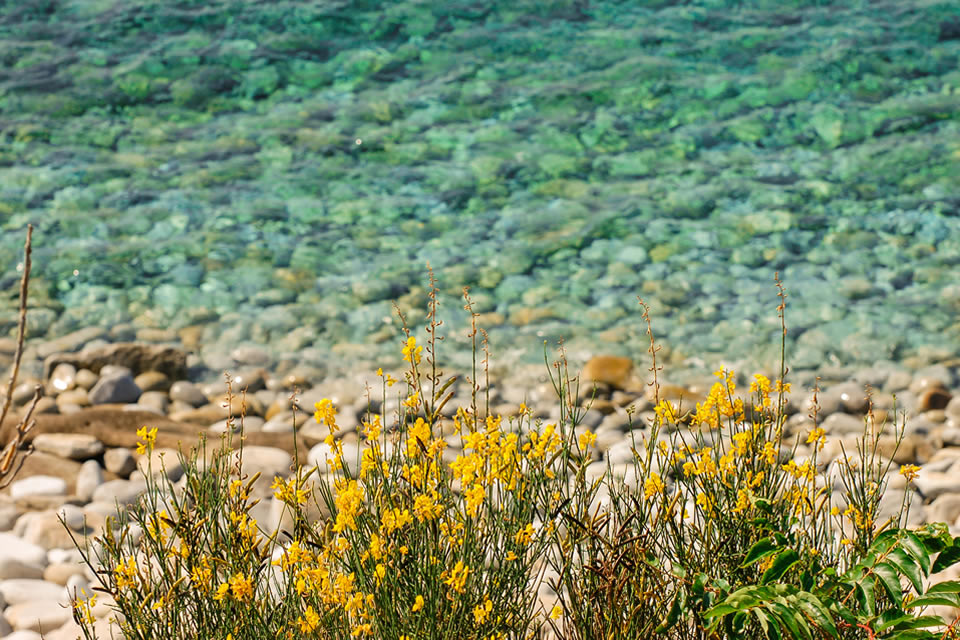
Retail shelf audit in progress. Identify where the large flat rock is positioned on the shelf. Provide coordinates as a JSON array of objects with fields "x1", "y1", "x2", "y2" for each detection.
[{"x1": 0, "y1": 407, "x2": 309, "y2": 465}]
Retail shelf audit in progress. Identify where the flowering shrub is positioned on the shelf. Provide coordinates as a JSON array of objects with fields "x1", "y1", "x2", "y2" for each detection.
[{"x1": 68, "y1": 275, "x2": 960, "y2": 640}]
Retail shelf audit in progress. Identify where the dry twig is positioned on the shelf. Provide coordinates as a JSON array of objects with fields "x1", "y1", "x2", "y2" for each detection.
[{"x1": 0, "y1": 224, "x2": 39, "y2": 488}]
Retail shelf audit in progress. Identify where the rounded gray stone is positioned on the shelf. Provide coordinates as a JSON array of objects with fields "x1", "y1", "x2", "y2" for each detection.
[
  {"x1": 88, "y1": 371, "x2": 141, "y2": 405},
  {"x1": 9, "y1": 476, "x2": 67, "y2": 500},
  {"x1": 103, "y1": 448, "x2": 137, "y2": 477},
  {"x1": 168, "y1": 381, "x2": 207, "y2": 407},
  {"x1": 32, "y1": 433, "x2": 104, "y2": 461},
  {"x1": 91, "y1": 478, "x2": 147, "y2": 507}
]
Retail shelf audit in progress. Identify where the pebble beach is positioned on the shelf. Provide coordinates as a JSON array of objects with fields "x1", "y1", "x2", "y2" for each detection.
[{"x1": 0, "y1": 333, "x2": 959, "y2": 637}]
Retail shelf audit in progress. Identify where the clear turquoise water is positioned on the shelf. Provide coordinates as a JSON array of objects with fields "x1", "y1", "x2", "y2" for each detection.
[{"x1": 1, "y1": 0, "x2": 959, "y2": 380}]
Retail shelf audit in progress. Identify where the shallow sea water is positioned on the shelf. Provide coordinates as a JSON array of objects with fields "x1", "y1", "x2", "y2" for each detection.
[{"x1": 0, "y1": 0, "x2": 959, "y2": 383}]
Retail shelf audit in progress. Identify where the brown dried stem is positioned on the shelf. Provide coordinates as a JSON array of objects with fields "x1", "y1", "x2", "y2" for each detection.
[{"x1": 0, "y1": 224, "x2": 36, "y2": 486}]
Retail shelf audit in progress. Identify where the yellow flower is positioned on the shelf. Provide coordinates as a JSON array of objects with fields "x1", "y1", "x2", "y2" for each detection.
[
  {"x1": 190, "y1": 555, "x2": 213, "y2": 593},
  {"x1": 362, "y1": 415, "x2": 382, "y2": 440},
  {"x1": 215, "y1": 573, "x2": 254, "y2": 603},
  {"x1": 759, "y1": 441, "x2": 779, "y2": 465},
  {"x1": 514, "y1": 523, "x2": 535, "y2": 546},
  {"x1": 314, "y1": 398, "x2": 339, "y2": 432},
  {"x1": 643, "y1": 473, "x2": 665, "y2": 499},
  {"x1": 474, "y1": 597, "x2": 493, "y2": 624},
  {"x1": 402, "y1": 336, "x2": 423, "y2": 364},
  {"x1": 550, "y1": 604, "x2": 563, "y2": 620},
  {"x1": 271, "y1": 475, "x2": 308, "y2": 505},
  {"x1": 464, "y1": 482, "x2": 485, "y2": 517},
  {"x1": 413, "y1": 493, "x2": 443, "y2": 522},
  {"x1": 412, "y1": 595, "x2": 425, "y2": 612},
  {"x1": 73, "y1": 592, "x2": 97, "y2": 625},
  {"x1": 298, "y1": 606, "x2": 320, "y2": 632},
  {"x1": 732, "y1": 488, "x2": 751, "y2": 514},
  {"x1": 380, "y1": 507, "x2": 413, "y2": 535},
  {"x1": 406, "y1": 417, "x2": 432, "y2": 456},
  {"x1": 900, "y1": 464, "x2": 920, "y2": 483},
  {"x1": 444, "y1": 560, "x2": 470, "y2": 593},
  {"x1": 750, "y1": 374, "x2": 772, "y2": 407},
  {"x1": 114, "y1": 556, "x2": 138, "y2": 590},
  {"x1": 404, "y1": 391, "x2": 421, "y2": 410},
  {"x1": 806, "y1": 427, "x2": 826, "y2": 451},
  {"x1": 333, "y1": 479, "x2": 365, "y2": 533},
  {"x1": 274, "y1": 540, "x2": 313, "y2": 571},
  {"x1": 578, "y1": 430, "x2": 597, "y2": 451},
  {"x1": 213, "y1": 582, "x2": 230, "y2": 601},
  {"x1": 653, "y1": 399, "x2": 680, "y2": 423},
  {"x1": 135, "y1": 426, "x2": 157, "y2": 455},
  {"x1": 731, "y1": 431, "x2": 752, "y2": 456},
  {"x1": 696, "y1": 492, "x2": 715, "y2": 516}
]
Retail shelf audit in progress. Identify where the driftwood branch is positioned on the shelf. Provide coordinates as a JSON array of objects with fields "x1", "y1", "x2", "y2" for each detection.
[{"x1": 0, "y1": 223, "x2": 35, "y2": 487}]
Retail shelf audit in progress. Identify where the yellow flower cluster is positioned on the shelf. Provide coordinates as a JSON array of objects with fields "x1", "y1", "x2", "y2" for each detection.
[
  {"x1": 402, "y1": 336, "x2": 423, "y2": 364},
  {"x1": 136, "y1": 426, "x2": 157, "y2": 455},
  {"x1": 693, "y1": 369, "x2": 744, "y2": 429},
  {"x1": 271, "y1": 475, "x2": 309, "y2": 505},
  {"x1": 333, "y1": 479, "x2": 365, "y2": 533},
  {"x1": 643, "y1": 472, "x2": 665, "y2": 499},
  {"x1": 213, "y1": 573, "x2": 254, "y2": 603},
  {"x1": 314, "y1": 398, "x2": 338, "y2": 432}
]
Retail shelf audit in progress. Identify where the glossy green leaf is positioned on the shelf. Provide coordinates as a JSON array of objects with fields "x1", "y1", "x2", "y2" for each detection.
[
  {"x1": 901, "y1": 530, "x2": 932, "y2": 576},
  {"x1": 874, "y1": 561, "x2": 904, "y2": 607},
  {"x1": 761, "y1": 548, "x2": 800, "y2": 584},
  {"x1": 873, "y1": 610, "x2": 913, "y2": 633},
  {"x1": 892, "y1": 614, "x2": 949, "y2": 630},
  {"x1": 791, "y1": 590, "x2": 838, "y2": 637},
  {"x1": 756, "y1": 608, "x2": 782, "y2": 640},
  {"x1": 742, "y1": 537, "x2": 778, "y2": 568},
  {"x1": 768, "y1": 601, "x2": 810, "y2": 640},
  {"x1": 856, "y1": 577, "x2": 876, "y2": 617},
  {"x1": 702, "y1": 602, "x2": 738, "y2": 620},
  {"x1": 932, "y1": 545, "x2": 960, "y2": 574},
  {"x1": 923, "y1": 580, "x2": 960, "y2": 594},
  {"x1": 887, "y1": 547, "x2": 924, "y2": 593},
  {"x1": 906, "y1": 593, "x2": 960, "y2": 609}
]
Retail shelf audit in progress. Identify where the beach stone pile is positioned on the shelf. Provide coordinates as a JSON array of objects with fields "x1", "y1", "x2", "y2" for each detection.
[{"x1": 0, "y1": 340, "x2": 959, "y2": 637}]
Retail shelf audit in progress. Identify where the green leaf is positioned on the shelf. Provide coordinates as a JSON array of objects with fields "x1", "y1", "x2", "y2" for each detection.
[
  {"x1": 901, "y1": 530, "x2": 932, "y2": 576},
  {"x1": 712, "y1": 577, "x2": 731, "y2": 595},
  {"x1": 756, "y1": 608, "x2": 782, "y2": 640},
  {"x1": 762, "y1": 549, "x2": 801, "y2": 585},
  {"x1": 873, "y1": 610, "x2": 913, "y2": 633},
  {"x1": 791, "y1": 590, "x2": 839, "y2": 637},
  {"x1": 730, "y1": 611, "x2": 749, "y2": 635},
  {"x1": 856, "y1": 577, "x2": 876, "y2": 617},
  {"x1": 702, "y1": 603, "x2": 738, "y2": 620},
  {"x1": 892, "y1": 614, "x2": 949, "y2": 630},
  {"x1": 886, "y1": 631, "x2": 942, "y2": 640},
  {"x1": 874, "y1": 561, "x2": 904, "y2": 607},
  {"x1": 871, "y1": 529, "x2": 901, "y2": 553},
  {"x1": 742, "y1": 537, "x2": 779, "y2": 568},
  {"x1": 907, "y1": 594, "x2": 960, "y2": 609},
  {"x1": 768, "y1": 601, "x2": 812, "y2": 640},
  {"x1": 887, "y1": 548, "x2": 924, "y2": 593},
  {"x1": 655, "y1": 589, "x2": 686, "y2": 632},
  {"x1": 924, "y1": 580, "x2": 960, "y2": 594},
  {"x1": 725, "y1": 588, "x2": 763, "y2": 610},
  {"x1": 932, "y1": 546, "x2": 960, "y2": 574}
]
